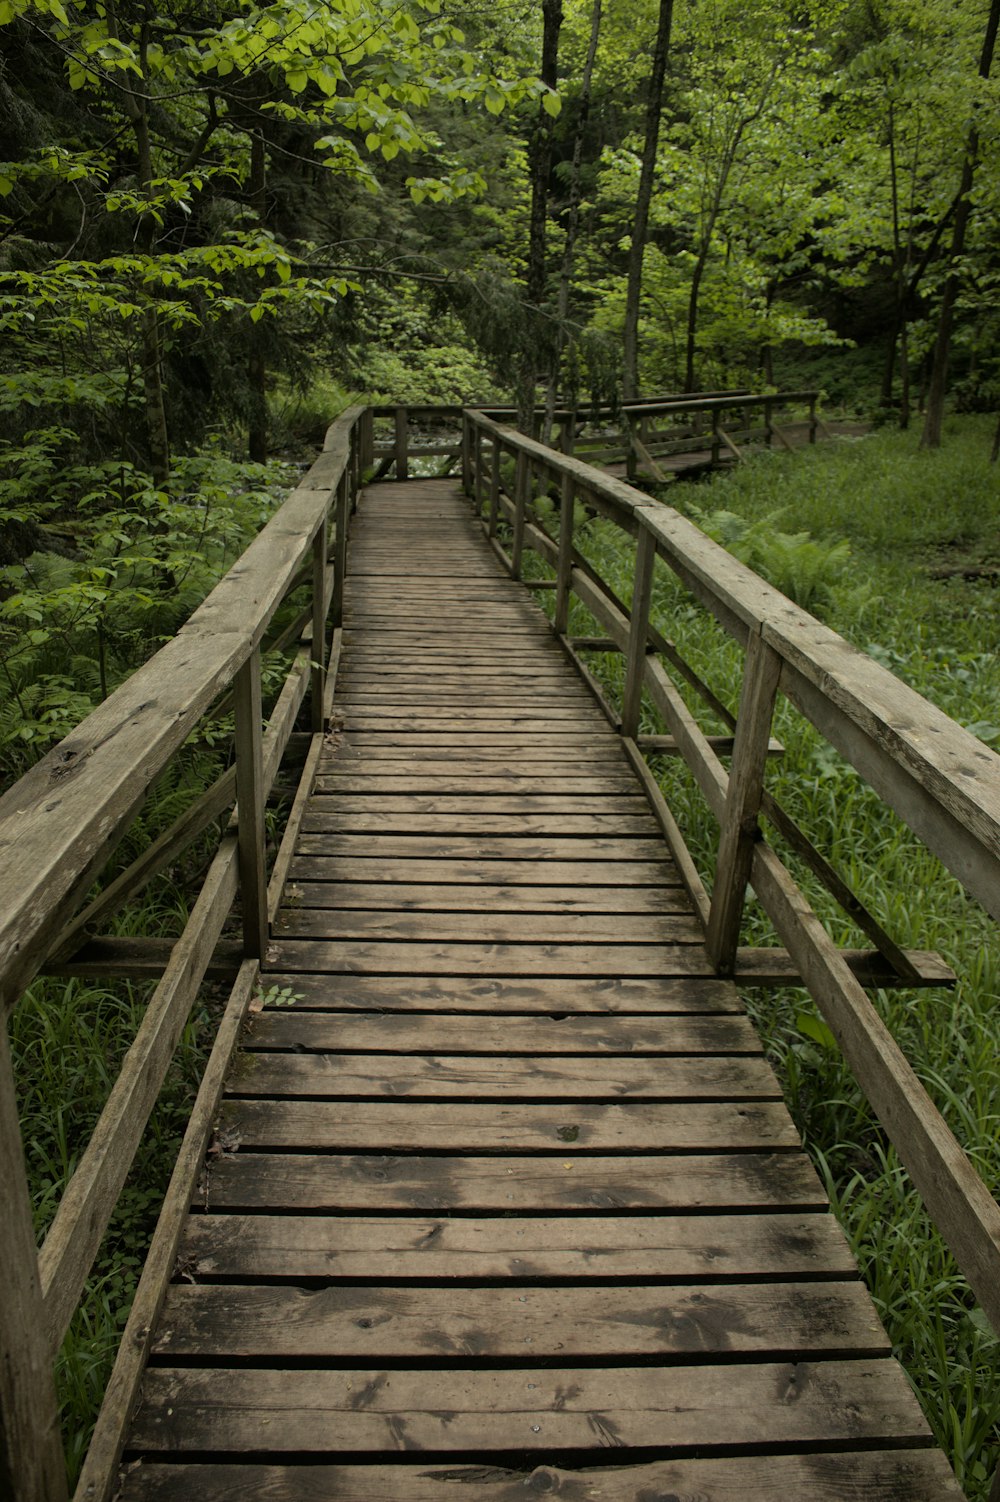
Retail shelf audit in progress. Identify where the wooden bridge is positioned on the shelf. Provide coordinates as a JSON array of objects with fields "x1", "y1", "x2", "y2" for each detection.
[{"x1": 1, "y1": 400, "x2": 998, "y2": 1502}]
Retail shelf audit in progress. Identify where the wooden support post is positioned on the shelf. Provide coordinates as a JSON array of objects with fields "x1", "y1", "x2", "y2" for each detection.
[
  {"x1": 706, "y1": 628, "x2": 782, "y2": 974},
  {"x1": 764, "y1": 398, "x2": 773, "y2": 448},
  {"x1": 472, "y1": 423, "x2": 482, "y2": 511},
  {"x1": 488, "y1": 440, "x2": 501, "y2": 538},
  {"x1": 621, "y1": 525, "x2": 656, "y2": 738},
  {"x1": 394, "y1": 404, "x2": 408, "y2": 481},
  {"x1": 809, "y1": 394, "x2": 818, "y2": 444},
  {"x1": 0, "y1": 1027, "x2": 68, "y2": 1502},
  {"x1": 233, "y1": 646, "x2": 268, "y2": 960},
  {"x1": 512, "y1": 450, "x2": 528, "y2": 579},
  {"x1": 332, "y1": 472, "x2": 349, "y2": 630},
  {"x1": 554, "y1": 472, "x2": 574, "y2": 636},
  {"x1": 310, "y1": 517, "x2": 328, "y2": 733},
  {"x1": 625, "y1": 413, "x2": 637, "y2": 482},
  {"x1": 711, "y1": 407, "x2": 721, "y2": 467},
  {"x1": 362, "y1": 407, "x2": 374, "y2": 470}
]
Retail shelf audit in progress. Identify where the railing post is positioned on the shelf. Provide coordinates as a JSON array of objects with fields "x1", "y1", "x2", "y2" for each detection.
[
  {"x1": 310, "y1": 516, "x2": 328, "y2": 733},
  {"x1": 625, "y1": 411, "x2": 637, "y2": 482},
  {"x1": 233, "y1": 645, "x2": 268, "y2": 960},
  {"x1": 809, "y1": 394, "x2": 818, "y2": 444},
  {"x1": 472, "y1": 422, "x2": 483, "y2": 511},
  {"x1": 512, "y1": 450, "x2": 528, "y2": 579},
  {"x1": 711, "y1": 407, "x2": 721, "y2": 468},
  {"x1": 554, "y1": 472, "x2": 574, "y2": 636},
  {"x1": 706, "y1": 628, "x2": 782, "y2": 974},
  {"x1": 488, "y1": 439, "x2": 501, "y2": 538},
  {"x1": 363, "y1": 407, "x2": 375, "y2": 469},
  {"x1": 332, "y1": 470, "x2": 349, "y2": 629},
  {"x1": 621, "y1": 523, "x2": 656, "y2": 738},
  {"x1": 0, "y1": 1028, "x2": 68, "y2": 1502},
  {"x1": 394, "y1": 404, "x2": 408, "y2": 481},
  {"x1": 764, "y1": 397, "x2": 773, "y2": 448}
]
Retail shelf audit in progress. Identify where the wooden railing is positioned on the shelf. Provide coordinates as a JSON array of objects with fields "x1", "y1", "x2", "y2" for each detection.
[
  {"x1": 0, "y1": 405, "x2": 373, "y2": 1502},
  {"x1": 463, "y1": 407, "x2": 1000, "y2": 1341},
  {"x1": 620, "y1": 389, "x2": 821, "y2": 480}
]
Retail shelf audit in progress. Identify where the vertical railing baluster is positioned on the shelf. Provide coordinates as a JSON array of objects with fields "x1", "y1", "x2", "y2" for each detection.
[
  {"x1": 554, "y1": 472, "x2": 574, "y2": 636},
  {"x1": 512, "y1": 451, "x2": 528, "y2": 578},
  {"x1": 394, "y1": 405, "x2": 408, "y2": 481},
  {"x1": 472, "y1": 423, "x2": 482, "y2": 512},
  {"x1": 0, "y1": 1028, "x2": 67, "y2": 1502},
  {"x1": 234, "y1": 646, "x2": 268, "y2": 960},
  {"x1": 621, "y1": 523, "x2": 656, "y2": 738},
  {"x1": 711, "y1": 407, "x2": 721, "y2": 468},
  {"x1": 706, "y1": 628, "x2": 782, "y2": 974},
  {"x1": 809, "y1": 394, "x2": 818, "y2": 445},
  {"x1": 332, "y1": 470, "x2": 349, "y2": 630},
  {"x1": 310, "y1": 516, "x2": 328, "y2": 733},
  {"x1": 488, "y1": 439, "x2": 501, "y2": 539}
]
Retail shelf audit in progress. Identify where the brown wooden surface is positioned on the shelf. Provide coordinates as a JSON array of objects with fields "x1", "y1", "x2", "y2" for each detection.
[{"x1": 117, "y1": 478, "x2": 962, "y2": 1502}]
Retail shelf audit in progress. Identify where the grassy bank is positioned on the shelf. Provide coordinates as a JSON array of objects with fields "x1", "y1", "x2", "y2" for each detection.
[{"x1": 528, "y1": 415, "x2": 999, "y2": 1497}]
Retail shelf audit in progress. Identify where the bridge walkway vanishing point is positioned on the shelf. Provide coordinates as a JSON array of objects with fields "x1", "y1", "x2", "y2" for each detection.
[{"x1": 116, "y1": 478, "x2": 966, "y2": 1501}]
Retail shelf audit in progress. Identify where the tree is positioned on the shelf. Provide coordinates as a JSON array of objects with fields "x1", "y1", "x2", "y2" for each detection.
[{"x1": 622, "y1": 0, "x2": 673, "y2": 399}]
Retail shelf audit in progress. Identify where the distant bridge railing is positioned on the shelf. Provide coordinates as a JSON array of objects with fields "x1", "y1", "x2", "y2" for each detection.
[
  {"x1": 463, "y1": 406, "x2": 1000, "y2": 1349},
  {"x1": 370, "y1": 390, "x2": 818, "y2": 481}
]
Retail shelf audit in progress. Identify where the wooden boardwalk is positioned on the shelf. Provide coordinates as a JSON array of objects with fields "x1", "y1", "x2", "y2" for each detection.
[{"x1": 119, "y1": 480, "x2": 963, "y2": 1500}]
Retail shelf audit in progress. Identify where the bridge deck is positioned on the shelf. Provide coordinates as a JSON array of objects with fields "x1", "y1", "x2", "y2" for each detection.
[{"x1": 120, "y1": 481, "x2": 961, "y2": 1500}]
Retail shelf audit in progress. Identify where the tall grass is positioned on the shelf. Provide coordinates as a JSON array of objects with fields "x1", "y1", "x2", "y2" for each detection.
[{"x1": 532, "y1": 417, "x2": 1000, "y2": 1498}]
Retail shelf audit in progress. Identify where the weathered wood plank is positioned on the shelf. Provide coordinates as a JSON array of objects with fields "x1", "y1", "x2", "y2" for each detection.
[
  {"x1": 257, "y1": 973, "x2": 742, "y2": 1012},
  {"x1": 286, "y1": 857, "x2": 677, "y2": 886},
  {"x1": 227, "y1": 1053, "x2": 777, "y2": 1101},
  {"x1": 245, "y1": 1010, "x2": 761, "y2": 1053},
  {"x1": 300, "y1": 811, "x2": 661, "y2": 837},
  {"x1": 154, "y1": 1281, "x2": 887, "y2": 1359},
  {"x1": 272, "y1": 912, "x2": 703, "y2": 944},
  {"x1": 115, "y1": 1451, "x2": 969, "y2": 1502},
  {"x1": 265, "y1": 940, "x2": 711, "y2": 976},
  {"x1": 178, "y1": 1209, "x2": 856, "y2": 1279},
  {"x1": 131, "y1": 1359, "x2": 929, "y2": 1452},
  {"x1": 278, "y1": 880, "x2": 684, "y2": 912},
  {"x1": 204, "y1": 1150, "x2": 825, "y2": 1212},
  {"x1": 292, "y1": 836, "x2": 671, "y2": 861}
]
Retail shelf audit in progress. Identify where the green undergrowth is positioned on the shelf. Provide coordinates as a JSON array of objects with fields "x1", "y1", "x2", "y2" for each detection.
[{"x1": 526, "y1": 417, "x2": 1000, "y2": 1498}]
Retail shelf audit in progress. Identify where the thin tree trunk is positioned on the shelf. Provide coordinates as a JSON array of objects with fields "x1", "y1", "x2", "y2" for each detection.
[
  {"x1": 518, "y1": 0, "x2": 563, "y2": 431},
  {"x1": 921, "y1": 0, "x2": 1000, "y2": 448},
  {"x1": 622, "y1": 0, "x2": 674, "y2": 401},
  {"x1": 247, "y1": 130, "x2": 269, "y2": 463},
  {"x1": 543, "y1": 0, "x2": 602, "y2": 442}
]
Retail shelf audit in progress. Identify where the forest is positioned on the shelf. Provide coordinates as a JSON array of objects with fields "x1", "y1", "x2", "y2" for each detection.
[{"x1": 2, "y1": 0, "x2": 1000, "y2": 1495}]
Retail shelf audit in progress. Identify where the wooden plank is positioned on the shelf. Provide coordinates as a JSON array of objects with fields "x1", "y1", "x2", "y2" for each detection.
[
  {"x1": 178, "y1": 1209, "x2": 856, "y2": 1279},
  {"x1": 203, "y1": 1151, "x2": 825, "y2": 1212},
  {"x1": 257, "y1": 973, "x2": 742, "y2": 1012},
  {"x1": 301, "y1": 811, "x2": 661, "y2": 838},
  {"x1": 265, "y1": 941, "x2": 713, "y2": 976},
  {"x1": 278, "y1": 880, "x2": 683, "y2": 912},
  {"x1": 246, "y1": 1010, "x2": 760, "y2": 1053},
  {"x1": 130, "y1": 1359, "x2": 929, "y2": 1452},
  {"x1": 302, "y1": 794, "x2": 654, "y2": 814},
  {"x1": 272, "y1": 911, "x2": 703, "y2": 944},
  {"x1": 291, "y1": 836, "x2": 671, "y2": 861},
  {"x1": 227, "y1": 1052, "x2": 778, "y2": 1100},
  {"x1": 221, "y1": 1098, "x2": 796, "y2": 1150},
  {"x1": 115, "y1": 1451, "x2": 969, "y2": 1502},
  {"x1": 312, "y1": 775, "x2": 639, "y2": 792},
  {"x1": 287, "y1": 856, "x2": 678, "y2": 885},
  {"x1": 154, "y1": 1280, "x2": 887, "y2": 1359}
]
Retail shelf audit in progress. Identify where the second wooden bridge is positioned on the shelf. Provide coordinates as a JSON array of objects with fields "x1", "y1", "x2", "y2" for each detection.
[{"x1": 1, "y1": 403, "x2": 998, "y2": 1501}]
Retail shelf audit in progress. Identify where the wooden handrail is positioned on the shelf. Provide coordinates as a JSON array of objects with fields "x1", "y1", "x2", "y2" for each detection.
[
  {"x1": 0, "y1": 404, "x2": 369, "y2": 1502},
  {"x1": 464, "y1": 406, "x2": 1000, "y2": 1337}
]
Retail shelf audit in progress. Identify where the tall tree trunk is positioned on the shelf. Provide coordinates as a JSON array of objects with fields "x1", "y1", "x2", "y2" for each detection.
[
  {"x1": 247, "y1": 129, "x2": 269, "y2": 464},
  {"x1": 518, "y1": 0, "x2": 563, "y2": 431},
  {"x1": 921, "y1": 0, "x2": 1000, "y2": 448},
  {"x1": 622, "y1": 0, "x2": 673, "y2": 401},
  {"x1": 543, "y1": 0, "x2": 602, "y2": 442}
]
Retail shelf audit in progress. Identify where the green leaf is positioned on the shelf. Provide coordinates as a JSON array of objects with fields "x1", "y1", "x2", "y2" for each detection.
[
  {"x1": 795, "y1": 1011, "x2": 839, "y2": 1053},
  {"x1": 542, "y1": 90, "x2": 561, "y2": 118}
]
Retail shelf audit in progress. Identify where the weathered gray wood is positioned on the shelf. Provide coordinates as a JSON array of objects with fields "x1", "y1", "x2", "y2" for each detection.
[
  {"x1": 234, "y1": 648, "x2": 268, "y2": 960},
  {"x1": 621, "y1": 526, "x2": 656, "y2": 738},
  {"x1": 178, "y1": 1209, "x2": 855, "y2": 1279},
  {"x1": 74, "y1": 960, "x2": 259, "y2": 1502},
  {"x1": 707, "y1": 630, "x2": 782, "y2": 972},
  {"x1": 154, "y1": 1280, "x2": 886, "y2": 1359},
  {"x1": 273, "y1": 909, "x2": 702, "y2": 944},
  {"x1": 287, "y1": 856, "x2": 678, "y2": 885},
  {"x1": 750, "y1": 836, "x2": 1000, "y2": 1333},
  {"x1": 114, "y1": 1451, "x2": 969, "y2": 1502},
  {"x1": 266, "y1": 733, "x2": 326, "y2": 925},
  {"x1": 231, "y1": 1053, "x2": 775, "y2": 1102},
  {"x1": 203, "y1": 1150, "x2": 826, "y2": 1211},
  {"x1": 38, "y1": 838, "x2": 241, "y2": 1352},
  {"x1": 258, "y1": 972, "x2": 742, "y2": 1012},
  {"x1": 131, "y1": 1359, "x2": 926, "y2": 1453},
  {"x1": 310, "y1": 517, "x2": 328, "y2": 730},
  {"x1": 278, "y1": 879, "x2": 683, "y2": 912},
  {"x1": 265, "y1": 940, "x2": 712, "y2": 977},
  {"x1": 292, "y1": 835, "x2": 670, "y2": 862},
  {"x1": 0, "y1": 1027, "x2": 67, "y2": 1502},
  {"x1": 554, "y1": 471, "x2": 574, "y2": 634},
  {"x1": 300, "y1": 810, "x2": 661, "y2": 837},
  {"x1": 621, "y1": 736, "x2": 711, "y2": 931}
]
